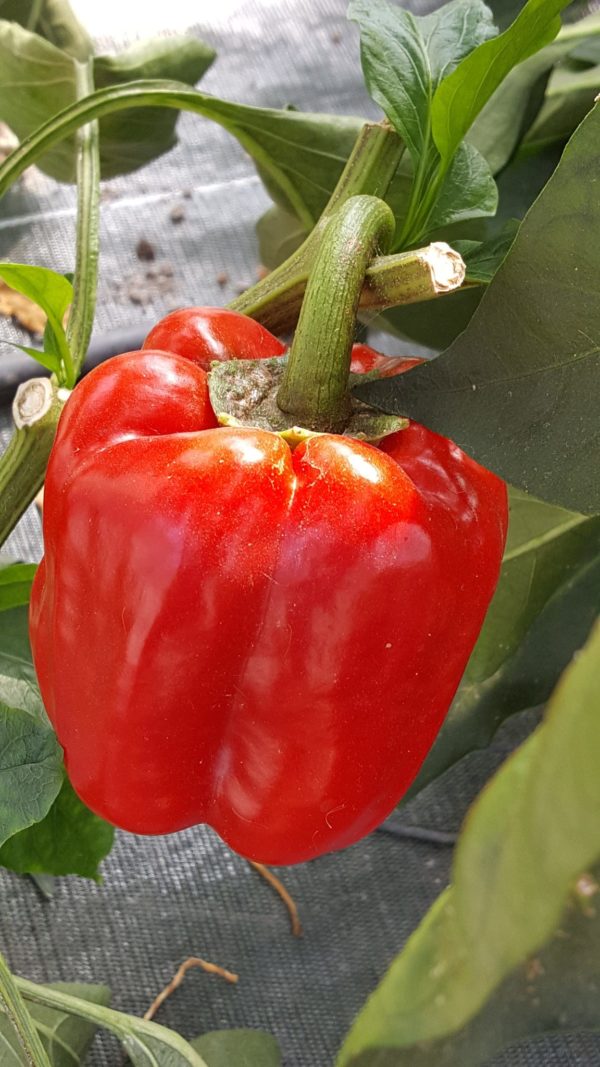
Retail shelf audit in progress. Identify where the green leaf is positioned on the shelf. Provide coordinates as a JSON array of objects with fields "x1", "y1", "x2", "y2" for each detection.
[
  {"x1": 0, "y1": 701, "x2": 63, "y2": 850},
  {"x1": 0, "y1": 0, "x2": 93, "y2": 59},
  {"x1": 0, "y1": 776, "x2": 114, "y2": 879},
  {"x1": 358, "y1": 104, "x2": 600, "y2": 513},
  {"x1": 338, "y1": 618, "x2": 600, "y2": 1063},
  {"x1": 3, "y1": 342, "x2": 60, "y2": 375},
  {"x1": 467, "y1": 11, "x2": 600, "y2": 173},
  {"x1": 345, "y1": 869, "x2": 600, "y2": 1065},
  {"x1": 455, "y1": 220, "x2": 519, "y2": 283},
  {"x1": 0, "y1": 22, "x2": 214, "y2": 182},
  {"x1": 257, "y1": 205, "x2": 308, "y2": 271},
  {"x1": 405, "y1": 491, "x2": 600, "y2": 799},
  {"x1": 0, "y1": 563, "x2": 37, "y2": 612},
  {"x1": 0, "y1": 263, "x2": 72, "y2": 383},
  {"x1": 0, "y1": 983, "x2": 111, "y2": 1067},
  {"x1": 0, "y1": 605, "x2": 36, "y2": 684},
  {"x1": 192, "y1": 1029, "x2": 281, "y2": 1067},
  {"x1": 93, "y1": 36, "x2": 215, "y2": 179},
  {"x1": 522, "y1": 58, "x2": 600, "y2": 153},
  {"x1": 432, "y1": 0, "x2": 570, "y2": 166},
  {"x1": 425, "y1": 141, "x2": 497, "y2": 232},
  {"x1": 348, "y1": 0, "x2": 496, "y2": 166},
  {"x1": 0, "y1": 20, "x2": 78, "y2": 181}
]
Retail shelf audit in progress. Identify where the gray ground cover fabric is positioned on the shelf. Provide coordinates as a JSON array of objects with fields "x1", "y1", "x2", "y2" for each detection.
[{"x1": 1, "y1": 1, "x2": 599, "y2": 1064}]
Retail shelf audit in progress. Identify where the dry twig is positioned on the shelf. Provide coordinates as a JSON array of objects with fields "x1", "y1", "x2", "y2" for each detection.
[
  {"x1": 249, "y1": 860, "x2": 303, "y2": 937},
  {"x1": 144, "y1": 956, "x2": 239, "y2": 1021}
]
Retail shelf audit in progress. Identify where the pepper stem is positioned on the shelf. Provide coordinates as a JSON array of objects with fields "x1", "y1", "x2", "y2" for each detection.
[{"x1": 276, "y1": 196, "x2": 395, "y2": 433}]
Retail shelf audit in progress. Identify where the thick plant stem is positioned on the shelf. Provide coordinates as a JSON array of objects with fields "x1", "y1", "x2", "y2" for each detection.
[
  {"x1": 0, "y1": 381, "x2": 68, "y2": 547},
  {"x1": 361, "y1": 242, "x2": 465, "y2": 309},
  {"x1": 277, "y1": 196, "x2": 395, "y2": 433},
  {"x1": 0, "y1": 952, "x2": 52, "y2": 1067},
  {"x1": 230, "y1": 121, "x2": 404, "y2": 331},
  {"x1": 67, "y1": 59, "x2": 100, "y2": 378}
]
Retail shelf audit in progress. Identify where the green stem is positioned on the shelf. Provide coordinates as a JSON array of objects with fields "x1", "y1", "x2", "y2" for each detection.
[
  {"x1": 277, "y1": 196, "x2": 395, "y2": 433},
  {"x1": 231, "y1": 121, "x2": 404, "y2": 331},
  {"x1": 0, "y1": 57, "x2": 99, "y2": 547},
  {"x1": 0, "y1": 952, "x2": 52, "y2": 1067},
  {"x1": 66, "y1": 59, "x2": 100, "y2": 380},
  {"x1": 0, "y1": 380, "x2": 67, "y2": 547},
  {"x1": 361, "y1": 243, "x2": 465, "y2": 309},
  {"x1": 26, "y1": 0, "x2": 44, "y2": 32}
]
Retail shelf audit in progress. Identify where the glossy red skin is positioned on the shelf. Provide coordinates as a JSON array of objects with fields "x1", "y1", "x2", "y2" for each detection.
[
  {"x1": 143, "y1": 307, "x2": 419, "y2": 379},
  {"x1": 143, "y1": 307, "x2": 286, "y2": 369},
  {"x1": 349, "y1": 343, "x2": 422, "y2": 377},
  {"x1": 30, "y1": 348, "x2": 508, "y2": 865}
]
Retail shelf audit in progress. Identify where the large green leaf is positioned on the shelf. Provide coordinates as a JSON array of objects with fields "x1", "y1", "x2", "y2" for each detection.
[
  {"x1": 0, "y1": 563, "x2": 37, "y2": 612},
  {"x1": 0, "y1": 983, "x2": 111, "y2": 1067},
  {"x1": 339, "y1": 618, "x2": 600, "y2": 1063},
  {"x1": 0, "y1": 776, "x2": 114, "y2": 879},
  {"x1": 0, "y1": 698, "x2": 63, "y2": 849},
  {"x1": 405, "y1": 491, "x2": 600, "y2": 799},
  {"x1": 359, "y1": 104, "x2": 600, "y2": 512},
  {"x1": 192, "y1": 1030, "x2": 281, "y2": 1067},
  {"x1": 345, "y1": 869, "x2": 600, "y2": 1065},
  {"x1": 0, "y1": 21, "x2": 214, "y2": 182},
  {"x1": 431, "y1": 0, "x2": 570, "y2": 166}
]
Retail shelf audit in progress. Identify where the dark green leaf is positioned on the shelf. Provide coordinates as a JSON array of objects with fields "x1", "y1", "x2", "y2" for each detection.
[
  {"x1": 432, "y1": 0, "x2": 570, "y2": 166},
  {"x1": 405, "y1": 491, "x2": 600, "y2": 799},
  {"x1": 348, "y1": 0, "x2": 430, "y2": 165},
  {"x1": 426, "y1": 141, "x2": 497, "y2": 232},
  {"x1": 0, "y1": 563, "x2": 37, "y2": 612},
  {"x1": 0, "y1": 776, "x2": 114, "y2": 879},
  {"x1": 192, "y1": 1029, "x2": 281, "y2": 1067},
  {"x1": 0, "y1": 264, "x2": 72, "y2": 380},
  {"x1": 348, "y1": 0, "x2": 496, "y2": 165},
  {"x1": 338, "y1": 618, "x2": 600, "y2": 1063},
  {"x1": 358, "y1": 104, "x2": 600, "y2": 512},
  {"x1": 0, "y1": 702, "x2": 63, "y2": 849},
  {"x1": 93, "y1": 36, "x2": 215, "y2": 179},
  {"x1": 455, "y1": 220, "x2": 519, "y2": 282},
  {"x1": 0, "y1": 605, "x2": 36, "y2": 683},
  {"x1": 0, "y1": 983, "x2": 111, "y2": 1067}
]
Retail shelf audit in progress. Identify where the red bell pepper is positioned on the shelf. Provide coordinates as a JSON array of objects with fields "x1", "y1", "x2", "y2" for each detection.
[
  {"x1": 142, "y1": 306, "x2": 420, "y2": 378},
  {"x1": 30, "y1": 322, "x2": 507, "y2": 864}
]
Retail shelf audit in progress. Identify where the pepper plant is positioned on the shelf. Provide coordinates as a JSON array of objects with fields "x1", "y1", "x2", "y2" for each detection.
[{"x1": 0, "y1": 0, "x2": 598, "y2": 1063}]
